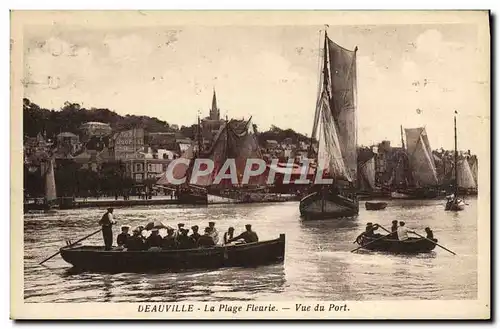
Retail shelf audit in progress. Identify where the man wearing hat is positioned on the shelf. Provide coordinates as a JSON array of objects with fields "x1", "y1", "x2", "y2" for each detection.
[
  {"x1": 389, "y1": 220, "x2": 399, "y2": 238},
  {"x1": 228, "y1": 224, "x2": 258, "y2": 244},
  {"x1": 223, "y1": 227, "x2": 235, "y2": 245},
  {"x1": 145, "y1": 228, "x2": 163, "y2": 250},
  {"x1": 116, "y1": 225, "x2": 131, "y2": 248},
  {"x1": 173, "y1": 223, "x2": 185, "y2": 242},
  {"x1": 197, "y1": 227, "x2": 216, "y2": 248},
  {"x1": 207, "y1": 221, "x2": 219, "y2": 245},
  {"x1": 189, "y1": 225, "x2": 201, "y2": 244},
  {"x1": 127, "y1": 228, "x2": 146, "y2": 251},
  {"x1": 98, "y1": 207, "x2": 117, "y2": 250},
  {"x1": 162, "y1": 228, "x2": 176, "y2": 250}
]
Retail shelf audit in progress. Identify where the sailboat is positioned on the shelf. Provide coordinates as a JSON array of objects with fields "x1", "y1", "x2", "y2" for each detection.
[
  {"x1": 24, "y1": 157, "x2": 58, "y2": 212},
  {"x1": 163, "y1": 115, "x2": 270, "y2": 205},
  {"x1": 390, "y1": 126, "x2": 440, "y2": 199},
  {"x1": 445, "y1": 112, "x2": 466, "y2": 211},
  {"x1": 299, "y1": 30, "x2": 359, "y2": 220}
]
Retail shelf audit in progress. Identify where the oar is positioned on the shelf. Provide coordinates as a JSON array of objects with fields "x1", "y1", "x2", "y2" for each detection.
[
  {"x1": 411, "y1": 231, "x2": 457, "y2": 255},
  {"x1": 350, "y1": 231, "x2": 393, "y2": 253},
  {"x1": 39, "y1": 228, "x2": 103, "y2": 265}
]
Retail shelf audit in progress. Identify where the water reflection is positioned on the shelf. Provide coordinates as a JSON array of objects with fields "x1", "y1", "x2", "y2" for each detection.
[{"x1": 24, "y1": 199, "x2": 478, "y2": 302}]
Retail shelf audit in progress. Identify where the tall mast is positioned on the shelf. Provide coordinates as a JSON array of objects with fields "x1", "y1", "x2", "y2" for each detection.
[
  {"x1": 197, "y1": 115, "x2": 202, "y2": 156},
  {"x1": 400, "y1": 125, "x2": 405, "y2": 149},
  {"x1": 454, "y1": 111, "x2": 458, "y2": 196}
]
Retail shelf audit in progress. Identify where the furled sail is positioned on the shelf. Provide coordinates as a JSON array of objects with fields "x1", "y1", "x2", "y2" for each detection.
[
  {"x1": 44, "y1": 158, "x2": 57, "y2": 202},
  {"x1": 457, "y1": 158, "x2": 476, "y2": 189},
  {"x1": 404, "y1": 127, "x2": 438, "y2": 187},
  {"x1": 190, "y1": 117, "x2": 265, "y2": 188},
  {"x1": 315, "y1": 36, "x2": 358, "y2": 184}
]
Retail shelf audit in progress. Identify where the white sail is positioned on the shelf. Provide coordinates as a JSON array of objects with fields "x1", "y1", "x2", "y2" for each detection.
[
  {"x1": 457, "y1": 159, "x2": 476, "y2": 189},
  {"x1": 360, "y1": 157, "x2": 376, "y2": 190},
  {"x1": 44, "y1": 158, "x2": 57, "y2": 202},
  {"x1": 404, "y1": 127, "x2": 438, "y2": 187},
  {"x1": 314, "y1": 36, "x2": 358, "y2": 183}
]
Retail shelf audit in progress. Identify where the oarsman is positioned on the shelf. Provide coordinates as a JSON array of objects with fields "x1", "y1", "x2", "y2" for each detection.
[
  {"x1": 425, "y1": 227, "x2": 434, "y2": 239},
  {"x1": 197, "y1": 227, "x2": 216, "y2": 248},
  {"x1": 145, "y1": 228, "x2": 163, "y2": 249},
  {"x1": 208, "y1": 221, "x2": 219, "y2": 244},
  {"x1": 116, "y1": 225, "x2": 131, "y2": 247},
  {"x1": 98, "y1": 207, "x2": 116, "y2": 250},
  {"x1": 228, "y1": 224, "x2": 259, "y2": 244},
  {"x1": 389, "y1": 220, "x2": 398, "y2": 238},
  {"x1": 397, "y1": 221, "x2": 415, "y2": 241},
  {"x1": 162, "y1": 228, "x2": 177, "y2": 250},
  {"x1": 189, "y1": 225, "x2": 201, "y2": 244},
  {"x1": 223, "y1": 227, "x2": 235, "y2": 245}
]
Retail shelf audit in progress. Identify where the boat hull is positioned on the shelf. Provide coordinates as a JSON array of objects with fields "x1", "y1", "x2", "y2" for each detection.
[
  {"x1": 299, "y1": 191, "x2": 359, "y2": 220},
  {"x1": 60, "y1": 234, "x2": 286, "y2": 272},
  {"x1": 365, "y1": 202, "x2": 387, "y2": 211},
  {"x1": 358, "y1": 236, "x2": 437, "y2": 254}
]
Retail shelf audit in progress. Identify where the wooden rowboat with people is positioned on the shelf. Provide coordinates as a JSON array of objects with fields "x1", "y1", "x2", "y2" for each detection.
[
  {"x1": 356, "y1": 235, "x2": 437, "y2": 253},
  {"x1": 37, "y1": 207, "x2": 287, "y2": 273},
  {"x1": 58, "y1": 234, "x2": 286, "y2": 273},
  {"x1": 351, "y1": 222, "x2": 456, "y2": 255}
]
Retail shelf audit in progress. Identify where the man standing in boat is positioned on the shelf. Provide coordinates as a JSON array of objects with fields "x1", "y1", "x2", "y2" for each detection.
[{"x1": 98, "y1": 207, "x2": 116, "y2": 250}]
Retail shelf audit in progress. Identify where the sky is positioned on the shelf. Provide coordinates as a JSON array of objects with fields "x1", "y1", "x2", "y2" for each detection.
[{"x1": 22, "y1": 21, "x2": 489, "y2": 153}]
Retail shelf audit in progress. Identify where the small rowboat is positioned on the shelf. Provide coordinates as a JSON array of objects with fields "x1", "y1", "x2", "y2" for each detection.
[
  {"x1": 60, "y1": 234, "x2": 285, "y2": 272},
  {"x1": 357, "y1": 235, "x2": 438, "y2": 254},
  {"x1": 365, "y1": 201, "x2": 387, "y2": 211}
]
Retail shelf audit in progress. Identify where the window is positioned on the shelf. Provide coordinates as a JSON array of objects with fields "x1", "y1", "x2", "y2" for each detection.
[
  {"x1": 136, "y1": 163, "x2": 142, "y2": 172},
  {"x1": 148, "y1": 164, "x2": 152, "y2": 172}
]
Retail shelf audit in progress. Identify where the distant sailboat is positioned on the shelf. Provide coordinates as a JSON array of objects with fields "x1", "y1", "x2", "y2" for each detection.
[
  {"x1": 445, "y1": 112, "x2": 466, "y2": 211},
  {"x1": 299, "y1": 30, "x2": 359, "y2": 220},
  {"x1": 390, "y1": 126, "x2": 440, "y2": 199},
  {"x1": 24, "y1": 157, "x2": 58, "y2": 212}
]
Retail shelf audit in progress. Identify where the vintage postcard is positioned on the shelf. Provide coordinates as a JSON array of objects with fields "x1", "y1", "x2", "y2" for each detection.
[{"x1": 10, "y1": 10, "x2": 490, "y2": 319}]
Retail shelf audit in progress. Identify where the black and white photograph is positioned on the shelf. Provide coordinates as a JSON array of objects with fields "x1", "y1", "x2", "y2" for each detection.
[{"x1": 10, "y1": 10, "x2": 490, "y2": 319}]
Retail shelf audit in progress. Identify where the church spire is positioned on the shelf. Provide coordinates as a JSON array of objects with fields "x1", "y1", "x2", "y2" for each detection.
[{"x1": 210, "y1": 88, "x2": 220, "y2": 120}]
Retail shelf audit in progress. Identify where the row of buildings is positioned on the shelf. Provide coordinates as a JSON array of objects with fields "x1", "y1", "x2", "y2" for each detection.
[{"x1": 23, "y1": 91, "x2": 478, "y2": 193}]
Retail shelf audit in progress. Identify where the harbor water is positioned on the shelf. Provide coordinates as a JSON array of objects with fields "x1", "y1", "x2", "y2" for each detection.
[{"x1": 24, "y1": 198, "x2": 478, "y2": 302}]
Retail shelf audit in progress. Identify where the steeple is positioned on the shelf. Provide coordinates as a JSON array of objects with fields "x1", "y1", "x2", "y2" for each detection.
[{"x1": 209, "y1": 88, "x2": 220, "y2": 120}]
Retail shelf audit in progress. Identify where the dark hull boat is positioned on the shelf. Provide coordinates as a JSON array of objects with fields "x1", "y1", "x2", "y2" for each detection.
[
  {"x1": 300, "y1": 190, "x2": 358, "y2": 220},
  {"x1": 60, "y1": 234, "x2": 285, "y2": 272},
  {"x1": 298, "y1": 31, "x2": 359, "y2": 221},
  {"x1": 365, "y1": 201, "x2": 387, "y2": 211},
  {"x1": 358, "y1": 236, "x2": 437, "y2": 254}
]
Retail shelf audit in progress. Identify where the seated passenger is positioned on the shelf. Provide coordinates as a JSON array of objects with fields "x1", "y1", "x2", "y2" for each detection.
[
  {"x1": 145, "y1": 228, "x2": 163, "y2": 249},
  {"x1": 227, "y1": 224, "x2": 259, "y2": 244},
  {"x1": 197, "y1": 227, "x2": 216, "y2": 248},
  {"x1": 189, "y1": 225, "x2": 201, "y2": 244},
  {"x1": 177, "y1": 228, "x2": 195, "y2": 249},
  {"x1": 223, "y1": 227, "x2": 235, "y2": 245},
  {"x1": 116, "y1": 225, "x2": 131, "y2": 247},
  {"x1": 162, "y1": 228, "x2": 176, "y2": 250},
  {"x1": 126, "y1": 228, "x2": 146, "y2": 251}
]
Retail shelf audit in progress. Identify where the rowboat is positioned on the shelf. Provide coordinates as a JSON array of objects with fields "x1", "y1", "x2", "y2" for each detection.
[
  {"x1": 357, "y1": 235, "x2": 437, "y2": 254},
  {"x1": 59, "y1": 234, "x2": 285, "y2": 272},
  {"x1": 365, "y1": 201, "x2": 387, "y2": 211}
]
